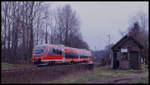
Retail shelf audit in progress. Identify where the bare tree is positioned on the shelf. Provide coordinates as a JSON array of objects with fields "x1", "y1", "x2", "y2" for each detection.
[
  {"x1": 128, "y1": 11, "x2": 148, "y2": 65},
  {"x1": 54, "y1": 5, "x2": 80, "y2": 46},
  {"x1": 1, "y1": 1, "x2": 51, "y2": 63},
  {"x1": 1, "y1": 2, "x2": 10, "y2": 61},
  {"x1": 50, "y1": 4, "x2": 89, "y2": 49},
  {"x1": 1, "y1": 2, "x2": 89, "y2": 64},
  {"x1": 118, "y1": 10, "x2": 148, "y2": 65}
]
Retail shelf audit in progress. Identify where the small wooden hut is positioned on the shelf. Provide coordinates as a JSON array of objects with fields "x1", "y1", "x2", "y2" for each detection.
[{"x1": 111, "y1": 33, "x2": 143, "y2": 70}]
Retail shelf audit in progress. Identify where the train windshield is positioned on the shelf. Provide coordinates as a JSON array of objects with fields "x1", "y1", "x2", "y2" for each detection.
[{"x1": 33, "y1": 45, "x2": 46, "y2": 56}]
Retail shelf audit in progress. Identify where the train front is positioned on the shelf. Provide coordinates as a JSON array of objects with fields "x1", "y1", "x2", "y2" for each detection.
[
  {"x1": 88, "y1": 51, "x2": 93, "y2": 62},
  {"x1": 32, "y1": 45, "x2": 46, "y2": 65}
]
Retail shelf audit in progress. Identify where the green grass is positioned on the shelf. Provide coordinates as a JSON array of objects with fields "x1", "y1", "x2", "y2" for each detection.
[
  {"x1": 141, "y1": 64, "x2": 148, "y2": 71},
  {"x1": 48, "y1": 65, "x2": 138, "y2": 83},
  {"x1": 46, "y1": 66, "x2": 112, "y2": 83},
  {"x1": 1, "y1": 62, "x2": 33, "y2": 70},
  {"x1": 3, "y1": 63, "x2": 147, "y2": 83},
  {"x1": 1, "y1": 62, "x2": 16, "y2": 70},
  {"x1": 131, "y1": 65, "x2": 149, "y2": 84},
  {"x1": 68, "y1": 65, "x2": 148, "y2": 83},
  {"x1": 132, "y1": 76, "x2": 149, "y2": 84}
]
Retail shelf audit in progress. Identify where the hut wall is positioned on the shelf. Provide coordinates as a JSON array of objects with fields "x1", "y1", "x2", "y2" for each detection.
[
  {"x1": 112, "y1": 36, "x2": 142, "y2": 70},
  {"x1": 120, "y1": 60, "x2": 129, "y2": 70}
]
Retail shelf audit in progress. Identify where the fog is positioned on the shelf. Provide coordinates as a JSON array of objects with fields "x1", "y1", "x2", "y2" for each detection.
[{"x1": 49, "y1": 2, "x2": 148, "y2": 50}]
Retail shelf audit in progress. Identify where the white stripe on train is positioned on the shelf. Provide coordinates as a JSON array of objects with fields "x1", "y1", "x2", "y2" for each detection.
[{"x1": 41, "y1": 58, "x2": 89, "y2": 62}]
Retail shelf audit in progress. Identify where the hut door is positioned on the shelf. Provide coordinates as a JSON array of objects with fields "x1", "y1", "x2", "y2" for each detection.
[
  {"x1": 129, "y1": 51, "x2": 139, "y2": 70},
  {"x1": 116, "y1": 52, "x2": 121, "y2": 69}
]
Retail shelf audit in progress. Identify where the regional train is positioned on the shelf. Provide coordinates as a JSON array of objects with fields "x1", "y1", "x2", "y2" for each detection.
[{"x1": 32, "y1": 44, "x2": 92, "y2": 66}]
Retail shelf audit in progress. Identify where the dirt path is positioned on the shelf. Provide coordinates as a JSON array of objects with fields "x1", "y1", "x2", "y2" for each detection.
[{"x1": 87, "y1": 71, "x2": 148, "y2": 83}]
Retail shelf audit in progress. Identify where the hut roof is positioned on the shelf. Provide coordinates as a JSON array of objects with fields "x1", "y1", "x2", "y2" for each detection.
[{"x1": 111, "y1": 35, "x2": 143, "y2": 50}]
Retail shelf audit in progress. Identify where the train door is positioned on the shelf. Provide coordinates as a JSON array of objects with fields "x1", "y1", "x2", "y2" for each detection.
[
  {"x1": 88, "y1": 51, "x2": 91, "y2": 62},
  {"x1": 78, "y1": 53, "x2": 80, "y2": 62},
  {"x1": 61, "y1": 49, "x2": 65, "y2": 63},
  {"x1": 78, "y1": 51, "x2": 80, "y2": 62}
]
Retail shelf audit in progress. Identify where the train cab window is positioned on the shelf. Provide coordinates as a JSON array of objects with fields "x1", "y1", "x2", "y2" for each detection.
[{"x1": 33, "y1": 45, "x2": 46, "y2": 56}]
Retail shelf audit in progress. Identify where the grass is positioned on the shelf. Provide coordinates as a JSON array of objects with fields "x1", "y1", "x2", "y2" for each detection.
[
  {"x1": 1, "y1": 62, "x2": 16, "y2": 70},
  {"x1": 1, "y1": 62, "x2": 33, "y2": 70},
  {"x1": 2, "y1": 62, "x2": 148, "y2": 83},
  {"x1": 48, "y1": 65, "x2": 138, "y2": 83},
  {"x1": 141, "y1": 64, "x2": 148, "y2": 71},
  {"x1": 46, "y1": 71, "x2": 93, "y2": 83},
  {"x1": 131, "y1": 64, "x2": 149, "y2": 84},
  {"x1": 45, "y1": 66, "x2": 110, "y2": 83},
  {"x1": 132, "y1": 76, "x2": 149, "y2": 84}
]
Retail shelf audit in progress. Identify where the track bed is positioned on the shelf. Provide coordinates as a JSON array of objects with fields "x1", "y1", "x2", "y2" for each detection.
[{"x1": 1, "y1": 63, "x2": 89, "y2": 83}]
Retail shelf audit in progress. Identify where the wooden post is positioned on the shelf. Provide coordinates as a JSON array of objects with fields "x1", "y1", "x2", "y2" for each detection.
[{"x1": 88, "y1": 61, "x2": 94, "y2": 71}]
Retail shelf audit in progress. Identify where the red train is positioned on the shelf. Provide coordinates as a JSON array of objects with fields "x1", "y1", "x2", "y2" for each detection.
[{"x1": 32, "y1": 44, "x2": 92, "y2": 66}]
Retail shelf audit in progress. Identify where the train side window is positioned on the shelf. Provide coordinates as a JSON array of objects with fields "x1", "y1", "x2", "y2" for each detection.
[
  {"x1": 74, "y1": 53, "x2": 78, "y2": 58},
  {"x1": 73, "y1": 53, "x2": 75, "y2": 58},
  {"x1": 53, "y1": 49, "x2": 58, "y2": 54},
  {"x1": 48, "y1": 48, "x2": 53, "y2": 54},
  {"x1": 45, "y1": 48, "x2": 53, "y2": 54},
  {"x1": 52, "y1": 49, "x2": 54, "y2": 53},
  {"x1": 72, "y1": 53, "x2": 77, "y2": 58},
  {"x1": 65, "y1": 52, "x2": 79, "y2": 58},
  {"x1": 80, "y1": 54, "x2": 82, "y2": 58},
  {"x1": 71, "y1": 53, "x2": 74, "y2": 58},
  {"x1": 59, "y1": 50, "x2": 62, "y2": 55},
  {"x1": 65, "y1": 53, "x2": 69, "y2": 58},
  {"x1": 80, "y1": 54, "x2": 88, "y2": 58},
  {"x1": 65, "y1": 53, "x2": 68, "y2": 58},
  {"x1": 80, "y1": 54, "x2": 84, "y2": 58},
  {"x1": 69, "y1": 53, "x2": 72, "y2": 58},
  {"x1": 65, "y1": 52, "x2": 72, "y2": 58},
  {"x1": 53, "y1": 48, "x2": 62, "y2": 55},
  {"x1": 57, "y1": 49, "x2": 62, "y2": 55}
]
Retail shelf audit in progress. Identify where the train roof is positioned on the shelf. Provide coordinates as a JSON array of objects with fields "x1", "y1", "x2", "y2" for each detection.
[{"x1": 35, "y1": 44, "x2": 90, "y2": 53}]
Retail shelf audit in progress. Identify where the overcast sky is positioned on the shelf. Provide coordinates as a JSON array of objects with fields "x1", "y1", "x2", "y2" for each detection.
[{"x1": 49, "y1": 2, "x2": 148, "y2": 51}]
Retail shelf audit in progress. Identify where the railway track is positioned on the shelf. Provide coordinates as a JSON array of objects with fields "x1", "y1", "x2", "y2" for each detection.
[{"x1": 2, "y1": 62, "x2": 89, "y2": 73}]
